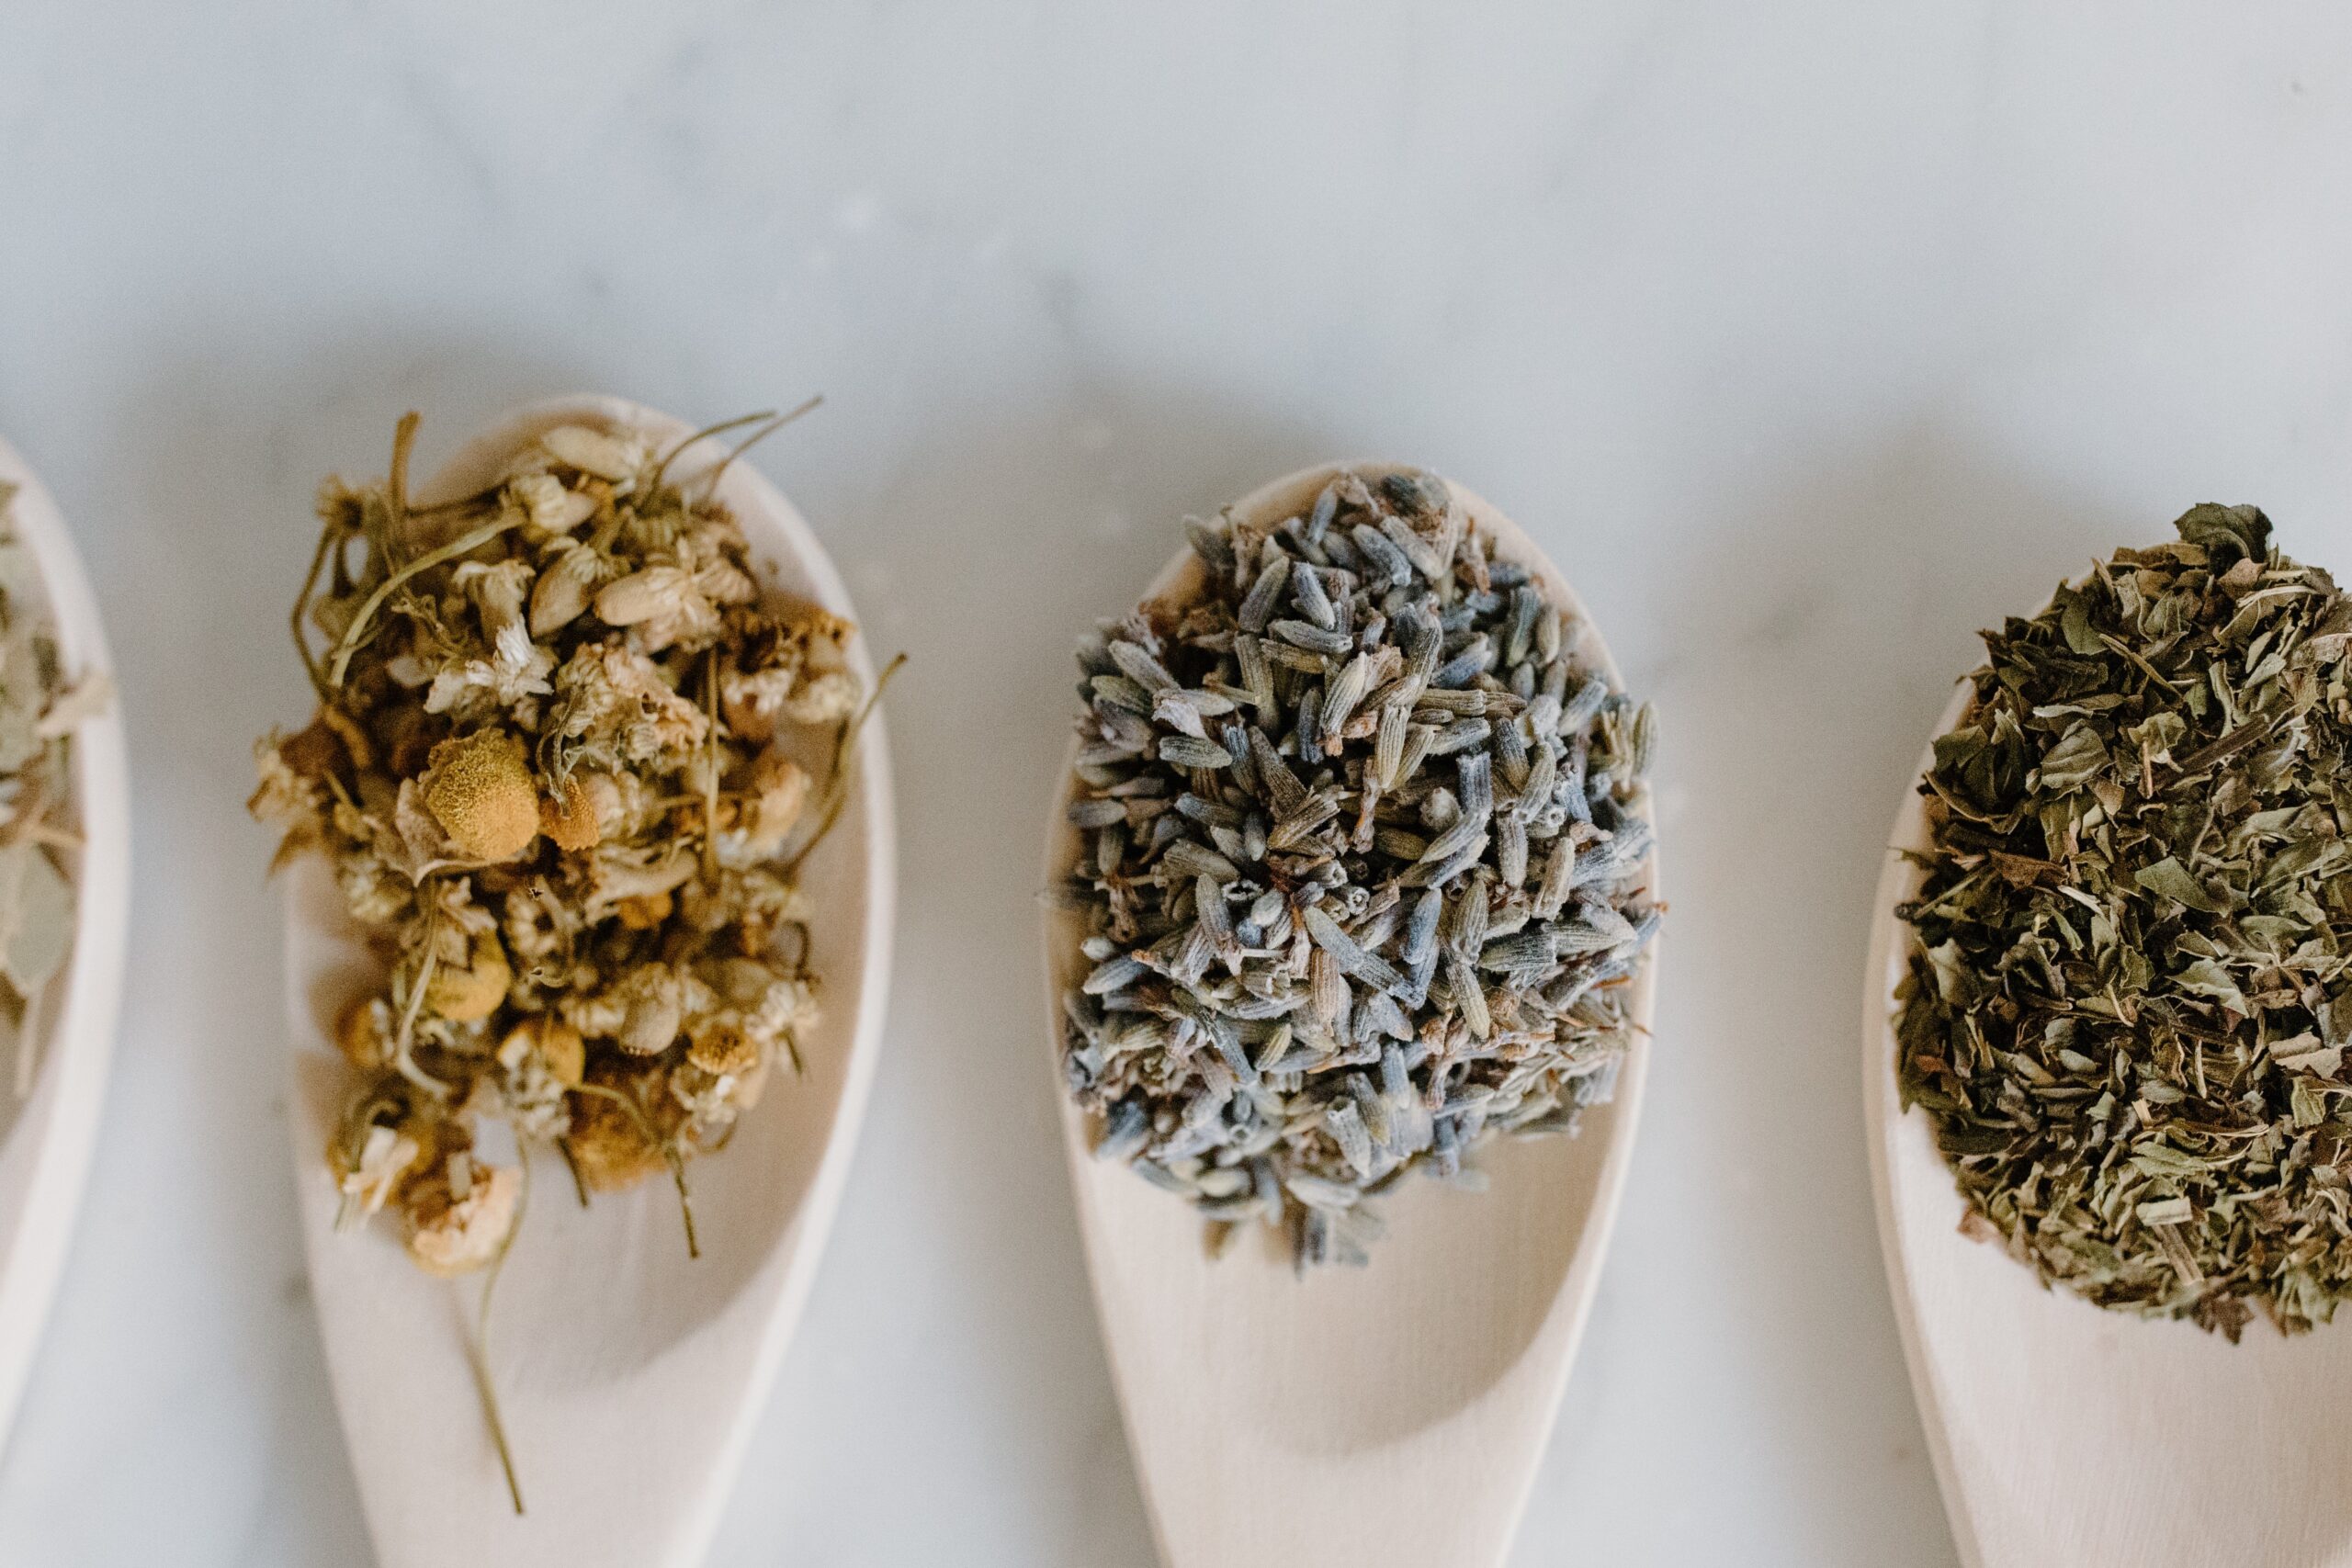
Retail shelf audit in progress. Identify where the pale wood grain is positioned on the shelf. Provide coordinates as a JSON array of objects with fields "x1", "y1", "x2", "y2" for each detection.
[
  {"x1": 282, "y1": 396, "x2": 896, "y2": 1568},
  {"x1": 0, "y1": 439, "x2": 130, "y2": 1464},
  {"x1": 1867, "y1": 683, "x2": 2352, "y2": 1568},
  {"x1": 1041, "y1": 464, "x2": 1658, "y2": 1568}
]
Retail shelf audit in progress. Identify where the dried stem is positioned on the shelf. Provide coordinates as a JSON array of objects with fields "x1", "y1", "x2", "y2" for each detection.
[
  {"x1": 325, "y1": 512, "x2": 525, "y2": 690},
  {"x1": 290, "y1": 513, "x2": 343, "y2": 705},
  {"x1": 648, "y1": 409, "x2": 778, "y2": 500},
  {"x1": 390, "y1": 919, "x2": 451, "y2": 1100},
  {"x1": 665, "y1": 1145, "x2": 701, "y2": 1260},
  {"x1": 463, "y1": 1148, "x2": 529, "y2": 1516},
  {"x1": 702, "y1": 647, "x2": 722, "y2": 881},
  {"x1": 555, "y1": 1137, "x2": 590, "y2": 1208},
  {"x1": 783, "y1": 651, "x2": 905, "y2": 877},
  {"x1": 695, "y1": 394, "x2": 821, "y2": 505},
  {"x1": 387, "y1": 412, "x2": 421, "y2": 525},
  {"x1": 570, "y1": 1080, "x2": 698, "y2": 1259}
]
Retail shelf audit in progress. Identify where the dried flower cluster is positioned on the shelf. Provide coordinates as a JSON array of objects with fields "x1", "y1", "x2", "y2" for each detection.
[
  {"x1": 253, "y1": 413, "x2": 869, "y2": 1282},
  {"x1": 0, "y1": 482, "x2": 102, "y2": 1098},
  {"x1": 1057, "y1": 468, "x2": 1659, "y2": 1267},
  {"x1": 1899, "y1": 503, "x2": 2352, "y2": 1337}
]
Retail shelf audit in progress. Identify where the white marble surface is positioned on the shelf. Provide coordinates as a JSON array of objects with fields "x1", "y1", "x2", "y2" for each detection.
[{"x1": 2, "y1": 4, "x2": 2350, "y2": 1563}]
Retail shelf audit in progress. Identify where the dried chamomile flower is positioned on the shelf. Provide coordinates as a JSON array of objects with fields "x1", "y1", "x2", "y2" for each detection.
[
  {"x1": 423, "y1": 728, "x2": 540, "y2": 862},
  {"x1": 334, "y1": 995, "x2": 395, "y2": 1071},
  {"x1": 257, "y1": 408, "x2": 876, "y2": 1240},
  {"x1": 539, "y1": 773, "x2": 601, "y2": 852},
  {"x1": 334, "y1": 1121, "x2": 424, "y2": 1221},
  {"x1": 252, "y1": 408, "x2": 888, "y2": 1506},
  {"x1": 403, "y1": 1150, "x2": 523, "y2": 1277},
  {"x1": 422, "y1": 926, "x2": 512, "y2": 1022},
  {"x1": 1056, "y1": 468, "x2": 1660, "y2": 1269}
]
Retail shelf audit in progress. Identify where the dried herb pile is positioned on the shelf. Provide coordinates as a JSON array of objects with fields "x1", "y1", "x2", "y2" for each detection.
[
  {"x1": 1898, "y1": 503, "x2": 2352, "y2": 1337},
  {"x1": 1057, "y1": 468, "x2": 1659, "y2": 1268},
  {"x1": 252, "y1": 413, "x2": 871, "y2": 1287},
  {"x1": 0, "y1": 482, "x2": 102, "y2": 1097}
]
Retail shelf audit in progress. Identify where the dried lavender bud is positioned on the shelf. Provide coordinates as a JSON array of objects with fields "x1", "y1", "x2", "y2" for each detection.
[{"x1": 1057, "y1": 467, "x2": 1659, "y2": 1268}]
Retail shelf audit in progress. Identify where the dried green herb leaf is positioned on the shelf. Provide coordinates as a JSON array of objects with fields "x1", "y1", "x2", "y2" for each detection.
[
  {"x1": 2134, "y1": 856, "x2": 2226, "y2": 914},
  {"x1": 2172, "y1": 502, "x2": 2270, "y2": 564},
  {"x1": 1897, "y1": 502, "x2": 2352, "y2": 1340},
  {"x1": 2035, "y1": 722, "x2": 2108, "y2": 794}
]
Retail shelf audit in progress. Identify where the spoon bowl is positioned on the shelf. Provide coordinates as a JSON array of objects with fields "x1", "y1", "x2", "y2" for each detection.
[
  {"x1": 1041, "y1": 463, "x2": 1657, "y2": 1568},
  {"x1": 1866, "y1": 683, "x2": 2352, "y2": 1568},
  {"x1": 282, "y1": 395, "x2": 895, "y2": 1568},
  {"x1": 0, "y1": 439, "x2": 129, "y2": 1462}
]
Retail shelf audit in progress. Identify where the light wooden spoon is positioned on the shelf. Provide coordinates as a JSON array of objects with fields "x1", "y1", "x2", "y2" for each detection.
[
  {"x1": 1867, "y1": 682, "x2": 2352, "y2": 1568},
  {"x1": 0, "y1": 440, "x2": 129, "y2": 1461},
  {"x1": 280, "y1": 395, "x2": 895, "y2": 1568},
  {"x1": 1041, "y1": 463, "x2": 1659, "y2": 1568}
]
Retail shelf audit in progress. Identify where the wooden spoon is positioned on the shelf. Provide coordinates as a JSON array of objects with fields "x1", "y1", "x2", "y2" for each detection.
[
  {"x1": 0, "y1": 439, "x2": 129, "y2": 1460},
  {"x1": 280, "y1": 395, "x2": 896, "y2": 1568},
  {"x1": 1040, "y1": 463, "x2": 1659, "y2": 1568},
  {"x1": 1867, "y1": 683, "x2": 2352, "y2": 1568}
]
